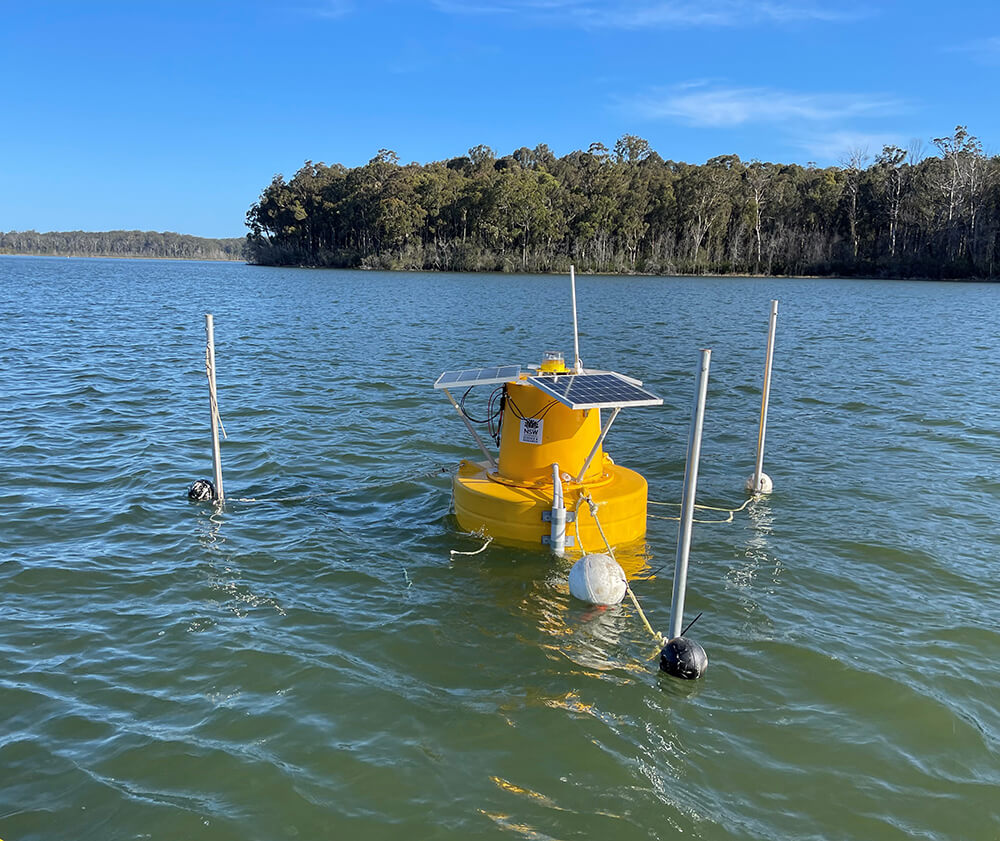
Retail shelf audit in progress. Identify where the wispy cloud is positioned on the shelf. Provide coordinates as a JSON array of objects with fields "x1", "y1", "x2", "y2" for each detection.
[
  {"x1": 753, "y1": 1, "x2": 863, "y2": 23},
  {"x1": 793, "y1": 130, "x2": 904, "y2": 163},
  {"x1": 951, "y1": 35, "x2": 1000, "y2": 65},
  {"x1": 621, "y1": 83, "x2": 910, "y2": 164},
  {"x1": 430, "y1": 0, "x2": 589, "y2": 16},
  {"x1": 308, "y1": 0, "x2": 355, "y2": 19},
  {"x1": 385, "y1": 40, "x2": 502, "y2": 75},
  {"x1": 430, "y1": 0, "x2": 579, "y2": 14},
  {"x1": 629, "y1": 84, "x2": 904, "y2": 127},
  {"x1": 429, "y1": 0, "x2": 867, "y2": 27}
]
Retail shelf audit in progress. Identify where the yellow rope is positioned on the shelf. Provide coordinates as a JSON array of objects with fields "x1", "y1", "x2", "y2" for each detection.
[
  {"x1": 649, "y1": 512, "x2": 733, "y2": 524},
  {"x1": 578, "y1": 492, "x2": 669, "y2": 650},
  {"x1": 205, "y1": 347, "x2": 227, "y2": 440},
  {"x1": 624, "y1": 585, "x2": 669, "y2": 648},
  {"x1": 647, "y1": 496, "x2": 754, "y2": 524},
  {"x1": 585, "y1": 495, "x2": 613, "y2": 556},
  {"x1": 572, "y1": 493, "x2": 590, "y2": 555}
]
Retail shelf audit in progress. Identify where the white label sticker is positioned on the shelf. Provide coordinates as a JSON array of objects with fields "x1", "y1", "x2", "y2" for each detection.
[{"x1": 519, "y1": 418, "x2": 543, "y2": 445}]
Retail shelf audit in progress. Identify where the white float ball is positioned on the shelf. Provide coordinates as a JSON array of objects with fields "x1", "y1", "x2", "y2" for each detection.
[
  {"x1": 744, "y1": 472, "x2": 773, "y2": 495},
  {"x1": 568, "y1": 553, "x2": 627, "y2": 605}
]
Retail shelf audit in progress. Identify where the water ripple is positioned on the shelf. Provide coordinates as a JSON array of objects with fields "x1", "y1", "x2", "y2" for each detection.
[{"x1": 2, "y1": 259, "x2": 999, "y2": 840}]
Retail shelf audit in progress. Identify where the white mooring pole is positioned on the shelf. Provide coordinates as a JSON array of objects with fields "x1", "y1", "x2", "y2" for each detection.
[
  {"x1": 205, "y1": 313, "x2": 225, "y2": 502},
  {"x1": 669, "y1": 349, "x2": 711, "y2": 640},
  {"x1": 747, "y1": 300, "x2": 778, "y2": 495},
  {"x1": 659, "y1": 349, "x2": 711, "y2": 679}
]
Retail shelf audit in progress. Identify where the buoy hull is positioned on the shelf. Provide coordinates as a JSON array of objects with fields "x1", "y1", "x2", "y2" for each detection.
[{"x1": 453, "y1": 458, "x2": 648, "y2": 551}]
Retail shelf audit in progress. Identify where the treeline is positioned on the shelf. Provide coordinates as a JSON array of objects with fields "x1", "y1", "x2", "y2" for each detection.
[
  {"x1": 246, "y1": 127, "x2": 999, "y2": 278},
  {"x1": 0, "y1": 230, "x2": 246, "y2": 261}
]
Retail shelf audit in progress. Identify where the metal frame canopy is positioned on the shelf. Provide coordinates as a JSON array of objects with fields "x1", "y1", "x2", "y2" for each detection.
[
  {"x1": 526, "y1": 372, "x2": 663, "y2": 410},
  {"x1": 434, "y1": 365, "x2": 521, "y2": 390}
]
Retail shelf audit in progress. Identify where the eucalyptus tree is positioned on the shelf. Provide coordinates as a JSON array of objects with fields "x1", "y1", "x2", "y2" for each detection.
[
  {"x1": 675, "y1": 155, "x2": 742, "y2": 270},
  {"x1": 614, "y1": 143, "x2": 656, "y2": 268},
  {"x1": 839, "y1": 148, "x2": 869, "y2": 260},
  {"x1": 744, "y1": 160, "x2": 773, "y2": 271},
  {"x1": 613, "y1": 134, "x2": 651, "y2": 165},
  {"x1": 872, "y1": 145, "x2": 907, "y2": 259},
  {"x1": 414, "y1": 162, "x2": 464, "y2": 259},
  {"x1": 554, "y1": 145, "x2": 618, "y2": 268},
  {"x1": 930, "y1": 126, "x2": 988, "y2": 265}
]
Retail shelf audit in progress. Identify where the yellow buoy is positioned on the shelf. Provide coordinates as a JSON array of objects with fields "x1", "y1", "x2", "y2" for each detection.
[
  {"x1": 436, "y1": 365, "x2": 660, "y2": 556},
  {"x1": 432, "y1": 269, "x2": 662, "y2": 557}
]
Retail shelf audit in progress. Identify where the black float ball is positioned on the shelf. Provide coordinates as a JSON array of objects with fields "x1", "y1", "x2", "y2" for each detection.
[
  {"x1": 659, "y1": 636, "x2": 708, "y2": 680},
  {"x1": 187, "y1": 479, "x2": 216, "y2": 501}
]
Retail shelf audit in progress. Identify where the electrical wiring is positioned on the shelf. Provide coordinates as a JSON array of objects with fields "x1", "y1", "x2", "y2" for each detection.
[{"x1": 455, "y1": 382, "x2": 561, "y2": 449}]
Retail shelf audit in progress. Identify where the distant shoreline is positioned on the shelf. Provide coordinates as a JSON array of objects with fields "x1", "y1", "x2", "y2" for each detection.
[
  {"x1": 0, "y1": 229, "x2": 246, "y2": 262},
  {"x1": 0, "y1": 251, "x2": 244, "y2": 263}
]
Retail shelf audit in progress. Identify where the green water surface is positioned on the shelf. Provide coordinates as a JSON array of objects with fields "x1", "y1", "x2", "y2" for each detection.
[{"x1": 1, "y1": 257, "x2": 998, "y2": 840}]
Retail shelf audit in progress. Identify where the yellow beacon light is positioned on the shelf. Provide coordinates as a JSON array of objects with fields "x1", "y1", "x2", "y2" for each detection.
[{"x1": 539, "y1": 351, "x2": 568, "y2": 373}]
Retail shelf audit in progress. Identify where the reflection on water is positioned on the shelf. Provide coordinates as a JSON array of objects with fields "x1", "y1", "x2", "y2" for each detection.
[
  {"x1": 724, "y1": 497, "x2": 782, "y2": 640},
  {"x1": 728, "y1": 497, "x2": 781, "y2": 589},
  {"x1": 196, "y1": 507, "x2": 287, "y2": 622}
]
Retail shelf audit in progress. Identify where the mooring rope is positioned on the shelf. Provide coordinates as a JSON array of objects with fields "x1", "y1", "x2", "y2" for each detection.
[
  {"x1": 205, "y1": 348, "x2": 227, "y2": 440},
  {"x1": 578, "y1": 492, "x2": 669, "y2": 649},
  {"x1": 584, "y1": 495, "x2": 613, "y2": 556},
  {"x1": 450, "y1": 533, "x2": 493, "y2": 556},
  {"x1": 625, "y1": 586, "x2": 669, "y2": 649},
  {"x1": 647, "y1": 496, "x2": 754, "y2": 524},
  {"x1": 572, "y1": 492, "x2": 616, "y2": 555}
]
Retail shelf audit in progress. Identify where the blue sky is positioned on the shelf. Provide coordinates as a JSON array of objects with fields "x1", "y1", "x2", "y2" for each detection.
[{"x1": 2, "y1": 0, "x2": 998, "y2": 238}]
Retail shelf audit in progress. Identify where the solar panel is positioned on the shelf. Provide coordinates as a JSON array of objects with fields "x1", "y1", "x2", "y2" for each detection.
[
  {"x1": 526, "y1": 372, "x2": 662, "y2": 410},
  {"x1": 434, "y1": 365, "x2": 521, "y2": 389}
]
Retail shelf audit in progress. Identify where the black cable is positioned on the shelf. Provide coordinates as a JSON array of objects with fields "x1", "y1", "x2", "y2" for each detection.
[
  {"x1": 459, "y1": 386, "x2": 490, "y2": 424},
  {"x1": 488, "y1": 386, "x2": 505, "y2": 445},
  {"x1": 460, "y1": 385, "x2": 508, "y2": 452},
  {"x1": 458, "y1": 382, "x2": 560, "y2": 447},
  {"x1": 505, "y1": 390, "x2": 559, "y2": 422}
]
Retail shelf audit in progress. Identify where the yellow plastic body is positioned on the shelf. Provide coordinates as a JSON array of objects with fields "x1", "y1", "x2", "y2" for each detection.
[
  {"x1": 498, "y1": 381, "x2": 603, "y2": 484},
  {"x1": 454, "y1": 457, "x2": 649, "y2": 552},
  {"x1": 452, "y1": 378, "x2": 649, "y2": 554}
]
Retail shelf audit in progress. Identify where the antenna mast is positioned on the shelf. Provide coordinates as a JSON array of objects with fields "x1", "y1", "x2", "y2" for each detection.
[{"x1": 570, "y1": 265, "x2": 582, "y2": 373}]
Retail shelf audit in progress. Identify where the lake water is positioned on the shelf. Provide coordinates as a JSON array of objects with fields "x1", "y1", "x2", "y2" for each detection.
[{"x1": 2, "y1": 257, "x2": 998, "y2": 840}]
